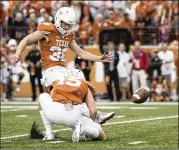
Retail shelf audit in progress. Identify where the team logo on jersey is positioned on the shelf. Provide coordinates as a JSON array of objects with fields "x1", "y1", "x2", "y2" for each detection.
[{"x1": 56, "y1": 39, "x2": 69, "y2": 48}]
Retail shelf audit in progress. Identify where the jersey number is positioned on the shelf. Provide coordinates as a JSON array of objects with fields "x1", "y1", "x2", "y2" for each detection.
[
  {"x1": 58, "y1": 79, "x2": 81, "y2": 87},
  {"x1": 49, "y1": 46, "x2": 67, "y2": 62}
]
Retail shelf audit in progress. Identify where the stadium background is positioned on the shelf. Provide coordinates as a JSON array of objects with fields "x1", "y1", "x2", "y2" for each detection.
[
  {"x1": 0, "y1": 1, "x2": 178, "y2": 149},
  {"x1": 0, "y1": 0, "x2": 178, "y2": 99}
]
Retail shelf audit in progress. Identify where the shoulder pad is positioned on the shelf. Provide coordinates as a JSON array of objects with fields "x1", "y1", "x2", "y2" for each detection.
[{"x1": 37, "y1": 22, "x2": 55, "y2": 32}]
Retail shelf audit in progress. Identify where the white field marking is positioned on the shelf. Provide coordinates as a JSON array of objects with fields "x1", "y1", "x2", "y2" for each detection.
[
  {"x1": 1, "y1": 128, "x2": 71, "y2": 140},
  {"x1": 0, "y1": 106, "x2": 129, "y2": 112},
  {"x1": 0, "y1": 103, "x2": 175, "y2": 112},
  {"x1": 97, "y1": 106, "x2": 128, "y2": 109},
  {"x1": 103, "y1": 115, "x2": 178, "y2": 126},
  {"x1": 47, "y1": 140, "x2": 66, "y2": 144},
  {"x1": 1, "y1": 106, "x2": 38, "y2": 109},
  {"x1": 129, "y1": 107, "x2": 157, "y2": 110},
  {"x1": 1, "y1": 101, "x2": 178, "y2": 105},
  {"x1": 1, "y1": 108, "x2": 37, "y2": 112},
  {"x1": 128, "y1": 141, "x2": 147, "y2": 145},
  {"x1": 15, "y1": 115, "x2": 28, "y2": 118},
  {"x1": 0, "y1": 106, "x2": 38, "y2": 112},
  {"x1": 0, "y1": 134, "x2": 30, "y2": 139},
  {"x1": 0, "y1": 105, "x2": 128, "y2": 109},
  {"x1": 96, "y1": 101, "x2": 178, "y2": 105},
  {"x1": 1, "y1": 115, "x2": 178, "y2": 140},
  {"x1": 1, "y1": 102, "x2": 38, "y2": 105},
  {"x1": 114, "y1": 116, "x2": 126, "y2": 118}
]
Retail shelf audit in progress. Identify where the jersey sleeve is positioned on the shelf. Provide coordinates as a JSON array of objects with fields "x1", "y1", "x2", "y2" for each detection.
[{"x1": 37, "y1": 22, "x2": 54, "y2": 33}]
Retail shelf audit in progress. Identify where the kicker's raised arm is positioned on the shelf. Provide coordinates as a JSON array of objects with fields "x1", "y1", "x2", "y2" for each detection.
[{"x1": 12, "y1": 30, "x2": 47, "y2": 63}]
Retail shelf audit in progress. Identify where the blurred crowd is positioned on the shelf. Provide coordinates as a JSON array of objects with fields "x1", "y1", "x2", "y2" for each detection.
[
  {"x1": 1, "y1": 41, "x2": 43, "y2": 101},
  {"x1": 0, "y1": 1, "x2": 178, "y2": 102},
  {"x1": 0, "y1": 0, "x2": 178, "y2": 45},
  {"x1": 1, "y1": 39, "x2": 177, "y2": 102},
  {"x1": 101, "y1": 41, "x2": 178, "y2": 102}
]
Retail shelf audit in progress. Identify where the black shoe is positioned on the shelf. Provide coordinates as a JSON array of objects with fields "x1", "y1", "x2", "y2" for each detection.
[{"x1": 30, "y1": 122, "x2": 44, "y2": 139}]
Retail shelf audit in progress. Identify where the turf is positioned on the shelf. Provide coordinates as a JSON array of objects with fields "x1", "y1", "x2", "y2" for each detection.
[{"x1": 0, "y1": 102, "x2": 178, "y2": 149}]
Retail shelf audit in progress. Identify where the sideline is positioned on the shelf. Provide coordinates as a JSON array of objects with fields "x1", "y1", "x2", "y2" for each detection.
[{"x1": 1, "y1": 101, "x2": 178, "y2": 105}]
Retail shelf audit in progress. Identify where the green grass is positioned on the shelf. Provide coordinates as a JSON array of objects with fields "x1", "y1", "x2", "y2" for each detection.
[{"x1": 1, "y1": 102, "x2": 178, "y2": 149}]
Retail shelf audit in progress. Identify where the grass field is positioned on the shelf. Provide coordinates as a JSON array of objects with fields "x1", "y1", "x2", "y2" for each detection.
[{"x1": 1, "y1": 101, "x2": 178, "y2": 149}]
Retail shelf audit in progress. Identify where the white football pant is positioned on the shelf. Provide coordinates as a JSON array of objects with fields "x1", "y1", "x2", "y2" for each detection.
[
  {"x1": 39, "y1": 93, "x2": 102, "y2": 139},
  {"x1": 41, "y1": 66, "x2": 67, "y2": 87}
]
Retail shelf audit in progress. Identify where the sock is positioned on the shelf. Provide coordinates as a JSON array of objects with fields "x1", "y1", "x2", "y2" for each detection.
[{"x1": 39, "y1": 110, "x2": 52, "y2": 135}]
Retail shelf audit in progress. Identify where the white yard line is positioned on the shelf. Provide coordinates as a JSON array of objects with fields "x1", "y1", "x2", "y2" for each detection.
[
  {"x1": 1, "y1": 101, "x2": 178, "y2": 105},
  {"x1": 1, "y1": 106, "x2": 38, "y2": 112},
  {"x1": 1, "y1": 128, "x2": 71, "y2": 140},
  {"x1": 48, "y1": 140, "x2": 66, "y2": 143},
  {"x1": 129, "y1": 107, "x2": 157, "y2": 110},
  {"x1": 1, "y1": 115, "x2": 178, "y2": 140},
  {"x1": 1, "y1": 106, "x2": 38, "y2": 109},
  {"x1": 15, "y1": 115, "x2": 28, "y2": 118},
  {"x1": 0, "y1": 105, "x2": 155, "y2": 112},
  {"x1": 1, "y1": 102, "x2": 38, "y2": 105},
  {"x1": 1, "y1": 106, "x2": 127, "y2": 109},
  {"x1": 97, "y1": 102, "x2": 178, "y2": 105},
  {"x1": 128, "y1": 141, "x2": 147, "y2": 145},
  {"x1": 1, "y1": 134, "x2": 30, "y2": 139},
  {"x1": 114, "y1": 116, "x2": 126, "y2": 118},
  {"x1": 97, "y1": 106, "x2": 128, "y2": 109},
  {"x1": 1, "y1": 108, "x2": 37, "y2": 112},
  {"x1": 0, "y1": 102, "x2": 176, "y2": 112},
  {"x1": 104, "y1": 115, "x2": 178, "y2": 125}
]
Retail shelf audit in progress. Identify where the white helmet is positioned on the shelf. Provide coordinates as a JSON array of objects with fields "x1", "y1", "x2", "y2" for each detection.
[
  {"x1": 55, "y1": 7, "x2": 76, "y2": 35},
  {"x1": 65, "y1": 69, "x2": 85, "y2": 80}
]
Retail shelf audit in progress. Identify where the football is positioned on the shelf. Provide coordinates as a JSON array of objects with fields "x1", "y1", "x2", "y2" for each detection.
[{"x1": 132, "y1": 87, "x2": 150, "y2": 104}]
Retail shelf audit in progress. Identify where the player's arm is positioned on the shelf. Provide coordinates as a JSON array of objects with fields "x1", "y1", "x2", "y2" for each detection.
[
  {"x1": 69, "y1": 40, "x2": 112, "y2": 62},
  {"x1": 85, "y1": 88, "x2": 97, "y2": 120},
  {"x1": 13, "y1": 30, "x2": 47, "y2": 63}
]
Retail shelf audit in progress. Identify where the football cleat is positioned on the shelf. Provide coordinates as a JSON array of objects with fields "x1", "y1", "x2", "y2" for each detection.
[
  {"x1": 43, "y1": 133, "x2": 54, "y2": 141},
  {"x1": 30, "y1": 122, "x2": 44, "y2": 139},
  {"x1": 96, "y1": 112, "x2": 115, "y2": 124},
  {"x1": 72, "y1": 121, "x2": 82, "y2": 142}
]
